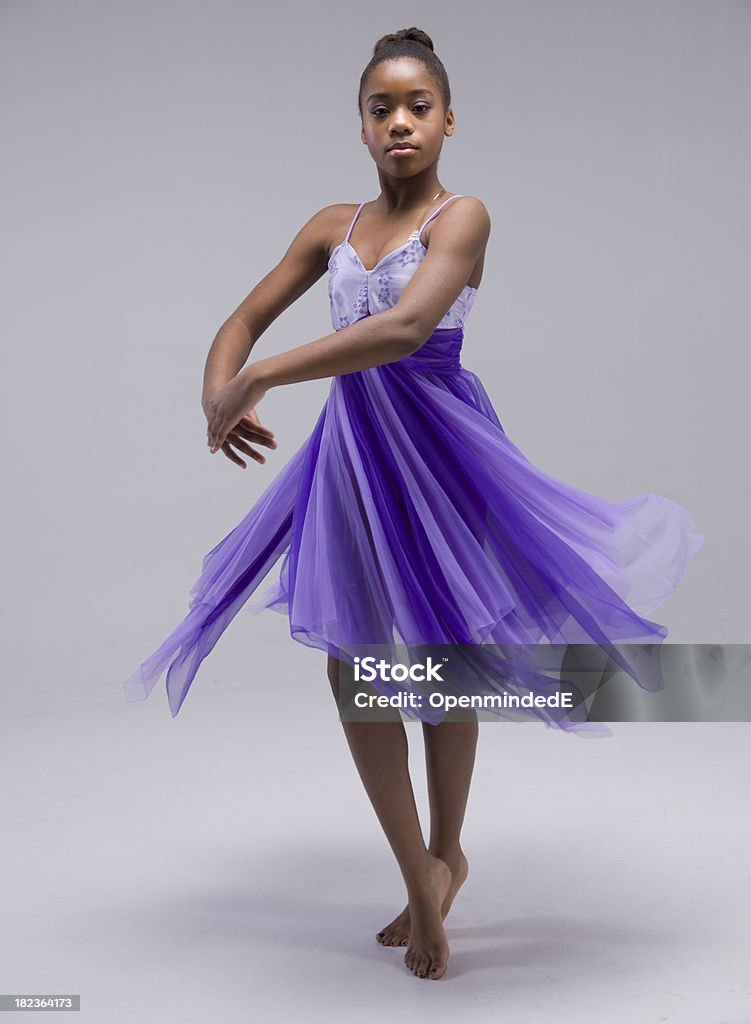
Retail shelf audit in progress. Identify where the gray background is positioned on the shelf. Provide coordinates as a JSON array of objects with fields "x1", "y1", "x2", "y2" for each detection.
[{"x1": 2, "y1": 1, "x2": 749, "y2": 1020}]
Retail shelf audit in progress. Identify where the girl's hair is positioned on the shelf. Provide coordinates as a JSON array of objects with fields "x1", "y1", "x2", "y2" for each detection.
[{"x1": 357, "y1": 27, "x2": 451, "y2": 116}]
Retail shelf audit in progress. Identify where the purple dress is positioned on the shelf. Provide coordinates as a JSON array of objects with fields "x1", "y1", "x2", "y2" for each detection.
[{"x1": 123, "y1": 195, "x2": 705, "y2": 735}]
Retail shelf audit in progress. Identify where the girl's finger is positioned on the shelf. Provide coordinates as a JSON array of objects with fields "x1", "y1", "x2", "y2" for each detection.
[
  {"x1": 241, "y1": 414, "x2": 275, "y2": 437},
  {"x1": 209, "y1": 422, "x2": 226, "y2": 451},
  {"x1": 221, "y1": 440, "x2": 246, "y2": 469},
  {"x1": 237, "y1": 416, "x2": 274, "y2": 435},
  {"x1": 225, "y1": 433, "x2": 267, "y2": 464},
  {"x1": 234, "y1": 424, "x2": 277, "y2": 448}
]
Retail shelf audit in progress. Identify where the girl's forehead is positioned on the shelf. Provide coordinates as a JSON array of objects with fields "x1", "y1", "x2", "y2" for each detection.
[{"x1": 363, "y1": 59, "x2": 438, "y2": 98}]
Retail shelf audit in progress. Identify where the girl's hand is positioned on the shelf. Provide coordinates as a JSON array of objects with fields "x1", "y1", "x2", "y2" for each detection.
[
  {"x1": 212, "y1": 409, "x2": 277, "y2": 469},
  {"x1": 204, "y1": 370, "x2": 277, "y2": 467}
]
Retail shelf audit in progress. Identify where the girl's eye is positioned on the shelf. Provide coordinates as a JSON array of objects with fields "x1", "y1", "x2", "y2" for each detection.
[{"x1": 370, "y1": 103, "x2": 431, "y2": 118}]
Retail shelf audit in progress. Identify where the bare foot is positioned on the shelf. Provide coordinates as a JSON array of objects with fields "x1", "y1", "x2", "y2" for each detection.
[
  {"x1": 376, "y1": 848, "x2": 469, "y2": 948},
  {"x1": 402, "y1": 853, "x2": 452, "y2": 980}
]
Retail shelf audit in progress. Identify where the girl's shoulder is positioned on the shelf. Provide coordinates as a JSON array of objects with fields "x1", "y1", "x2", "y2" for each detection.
[
  {"x1": 422, "y1": 195, "x2": 491, "y2": 247},
  {"x1": 308, "y1": 201, "x2": 362, "y2": 242},
  {"x1": 440, "y1": 194, "x2": 490, "y2": 220},
  {"x1": 280, "y1": 203, "x2": 360, "y2": 267}
]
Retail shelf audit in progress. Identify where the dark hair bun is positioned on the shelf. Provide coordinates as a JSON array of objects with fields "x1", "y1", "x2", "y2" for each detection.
[{"x1": 373, "y1": 27, "x2": 435, "y2": 55}]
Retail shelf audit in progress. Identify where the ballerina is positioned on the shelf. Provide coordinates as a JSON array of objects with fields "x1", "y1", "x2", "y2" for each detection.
[{"x1": 123, "y1": 26, "x2": 704, "y2": 980}]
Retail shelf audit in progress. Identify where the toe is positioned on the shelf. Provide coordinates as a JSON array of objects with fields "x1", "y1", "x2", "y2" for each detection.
[{"x1": 429, "y1": 954, "x2": 447, "y2": 979}]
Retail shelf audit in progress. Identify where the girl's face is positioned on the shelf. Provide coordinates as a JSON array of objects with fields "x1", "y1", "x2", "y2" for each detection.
[{"x1": 359, "y1": 58, "x2": 454, "y2": 179}]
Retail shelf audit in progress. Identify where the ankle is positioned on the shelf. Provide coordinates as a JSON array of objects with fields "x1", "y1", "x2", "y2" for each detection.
[
  {"x1": 428, "y1": 843, "x2": 465, "y2": 866},
  {"x1": 402, "y1": 851, "x2": 448, "y2": 891}
]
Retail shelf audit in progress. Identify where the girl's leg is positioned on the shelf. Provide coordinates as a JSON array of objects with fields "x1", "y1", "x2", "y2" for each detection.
[
  {"x1": 327, "y1": 653, "x2": 451, "y2": 980},
  {"x1": 424, "y1": 713, "x2": 477, "y2": 901},
  {"x1": 376, "y1": 713, "x2": 478, "y2": 947}
]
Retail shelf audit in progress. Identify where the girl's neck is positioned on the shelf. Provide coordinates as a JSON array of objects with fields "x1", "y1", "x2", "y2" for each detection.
[{"x1": 373, "y1": 177, "x2": 446, "y2": 215}]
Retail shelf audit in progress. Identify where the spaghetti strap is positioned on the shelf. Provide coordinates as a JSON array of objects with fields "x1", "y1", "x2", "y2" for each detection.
[
  {"x1": 344, "y1": 202, "x2": 366, "y2": 244},
  {"x1": 417, "y1": 193, "x2": 466, "y2": 235}
]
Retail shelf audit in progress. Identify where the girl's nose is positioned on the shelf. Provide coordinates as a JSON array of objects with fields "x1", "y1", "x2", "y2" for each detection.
[{"x1": 389, "y1": 110, "x2": 413, "y2": 131}]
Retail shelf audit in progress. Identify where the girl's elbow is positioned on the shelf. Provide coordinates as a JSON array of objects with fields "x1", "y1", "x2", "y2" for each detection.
[{"x1": 389, "y1": 310, "x2": 430, "y2": 354}]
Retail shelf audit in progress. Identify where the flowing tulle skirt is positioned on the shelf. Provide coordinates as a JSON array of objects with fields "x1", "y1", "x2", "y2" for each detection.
[{"x1": 123, "y1": 323, "x2": 705, "y2": 736}]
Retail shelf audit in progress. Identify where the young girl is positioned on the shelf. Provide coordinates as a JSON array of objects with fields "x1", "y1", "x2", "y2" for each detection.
[{"x1": 123, "y1": 27, "x2": 705, "y2": 980}]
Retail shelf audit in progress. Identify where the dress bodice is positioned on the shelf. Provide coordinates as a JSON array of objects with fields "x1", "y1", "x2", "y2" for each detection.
[{"x1": 327, "y1": 194, "x2": 478, "y2": 333}]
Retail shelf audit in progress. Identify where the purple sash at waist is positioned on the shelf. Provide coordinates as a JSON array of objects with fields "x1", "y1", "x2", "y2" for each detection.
[{"x1": 396, "y1": 326, "x2": 464, "y2": 374}]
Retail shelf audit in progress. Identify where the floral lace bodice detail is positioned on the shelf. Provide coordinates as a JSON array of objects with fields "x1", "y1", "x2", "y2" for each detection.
[{"x1": 327, "y1": 196, "x2": 478, "y2": 333}]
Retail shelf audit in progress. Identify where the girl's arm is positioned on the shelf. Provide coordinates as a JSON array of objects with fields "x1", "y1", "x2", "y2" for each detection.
[
  {"x1": 204, "y1": 197, "x2": 490, "y2": 454},
  {"x1": 201, "y1": 205, "x2": 339, "y2": 409},
  {"x1": 249, "y1": 196, "x2": 490, "y2": 388}
]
